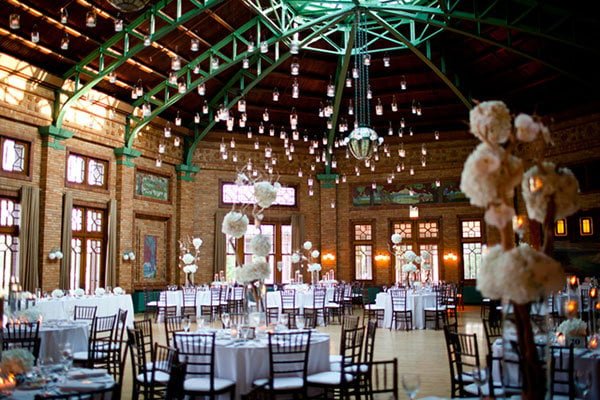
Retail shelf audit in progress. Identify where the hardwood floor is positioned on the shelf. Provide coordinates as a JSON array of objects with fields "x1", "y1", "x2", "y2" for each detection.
[{"x1": 120, "y1": 306, "x2": 486, "y2": 399}]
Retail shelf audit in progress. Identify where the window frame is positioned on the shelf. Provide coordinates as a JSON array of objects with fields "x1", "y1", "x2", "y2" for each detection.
[
  {"x1": 390, "y1": 218, "x2": 441, "y2": 283},
  {"x1": 70, "y1": 203, "x2": 107, "y2": 291},
  {"x1": 458, "y1": 216, "x2": 486, "y2": 283},
  {"x1": 351, "y1": 219, "x2": 375, "y2": 281},
  {"x1": 65, "y1": 150, "x2": 109, "y2": 191},
  {"x1": 0, "y1": 192, "x2": 20, "y2": 289},
  {"x1": 219, "y1": 180, "x2": 299, "y2": 209},
  {"x1": 0, "y1": 135, "x2": 32, "y2": 181}
]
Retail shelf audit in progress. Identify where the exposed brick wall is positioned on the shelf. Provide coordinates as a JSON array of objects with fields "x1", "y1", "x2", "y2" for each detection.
[{"x1": 1, "y1": 52, "x2": 600, "y2": 293}]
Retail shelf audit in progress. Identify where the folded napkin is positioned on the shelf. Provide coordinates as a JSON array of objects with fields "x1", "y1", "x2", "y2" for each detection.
[
  {"x1": 68, "y1": 368, "x2": 108, "y2": 379},
  {"x1": 59, "y1": 380, "x2": 107, "y2": 392}
]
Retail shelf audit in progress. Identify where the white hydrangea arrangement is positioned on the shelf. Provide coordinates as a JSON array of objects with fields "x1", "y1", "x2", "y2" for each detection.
[
  {"x1": 11, "y1": 306, "x2": 41, "y2": 323},
  {"x1": 51, "y1": 289, "x2": 64, "y2": 299},
  {"x1": 463, "y1": 100, "x2": 580, "y2": 400},
  {"x1": 74, "y1": 288, "x2": 85, "y2": 297},
  {"x1": 291, "y1": 240, "x2": 322, "y2": 280},
  {"x1": 557, "y1": 318, "x2": 587, "y2": 337},
  {"x1": 390, "y1": 234, "x2": 432, "y2": 285},
  {"x1": 112, "y1": 286, "x2": 124, "y2": 295},
  {"x1": 222, "y1": 165, "x2": 281, "y2": 310},
  {"x1": 0, "y1": 348, "x2": 35, "y2": 375},
  {"x1": 179, "y1": 236, "x2": 202, "y2": 286},
  {"x1": 95, "y1": 287, "x2": 106, "y2": 296}
]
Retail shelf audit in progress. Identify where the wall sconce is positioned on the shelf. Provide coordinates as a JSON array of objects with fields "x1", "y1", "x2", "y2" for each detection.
[
  {"x1": 123, "y1": 251, "x2": 136, "y2": 261},
  {"x1": 48, "y1": 248, "x2": 64, "y2": 261},
  {"x1": 374, "y1": 253, "x2": 390, "y2": 262},
  {"x1": 322, "y1": 253, "x2": 335, "y2": 262},
  {"x1": 443, "y1": 252, "x2": 458, "y2": 262},
  {"x1": 409, "y1": 205, "x2": 419, "y2": 219}
]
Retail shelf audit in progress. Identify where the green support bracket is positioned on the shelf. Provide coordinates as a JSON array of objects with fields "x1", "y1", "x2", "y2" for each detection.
[
  {"x1": 175, "y1": 164, "x2": 200, "y2": 181},
  {"x1": 38, "y1": 125, "x2": 74, "y2": 150},
  {"x1": 114, "y1": 146, "x2": 142, "y2": 167},
  {"x1": 317, "y1": 173, "x2": 339, "y2": 188}
]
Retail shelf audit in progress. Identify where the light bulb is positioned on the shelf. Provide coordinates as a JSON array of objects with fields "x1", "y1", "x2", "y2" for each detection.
[
  {"x1": 115, "y1": 19, "x2": 123, "y2": 32},
  {"x1": 86, "y1": 10, "x2": 97, "y2": 28},
  {"x1": 31, "y1": 25, "x2": 39, "y2": 43},
  {"x1": 190, "y1": 38, "x2": 199, "y2": 51}
]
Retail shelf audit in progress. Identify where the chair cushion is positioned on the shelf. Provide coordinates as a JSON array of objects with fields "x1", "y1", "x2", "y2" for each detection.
[
  {"x1": 325, "y1": 303, "x2": 341, "y2": 308},
  {"x1": 424, "y1": 306, "x2": 446, "y2": 311},
  {"x1": 184, "y1": 377, "x2": 236, "y2": 392},
  {"x1": 146, "y1": 301, "x2": 159, "y2": 307},
  {"x1": 364, "y1": 304, "x2": 384, "y2": 310},
  {"x1": 72, "y1": 351, "x2": 88, "y2": 361},
  {"x1": 464, "y1": 381, "x2": 504, "y2": 396},
  {"x1": 307, "y1": 371, "x2": 354, "y2": 385},
  {"x1": 137, "y1": 371, "x2": 170, "y2": 384},
  {"x1": 252, "y1": 377, "x2": 304, "y2": 390}
]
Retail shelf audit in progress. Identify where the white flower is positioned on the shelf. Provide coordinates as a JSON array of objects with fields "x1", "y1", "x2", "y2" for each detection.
[
  {"x1": 254, "y1": 181, "x2": 278, "y2": 208},
  {"x1": 74, "y1": 288, "x2": 85, "y2": 296},
  {"x1": 514, "y1": 113, "x2": 540, "y2": 142},
  {"x1": 402, "y1": 263, "x2": 417, "y2": 273},
  {"x1": 414, "y1": 256, "x2": 421, "y2": 264},
  {"x1": 485, "y1": 203, "x2": 516, "y2": 228},
  {"x1": 1, "y1": 348, "x2": 35, "y2": 375},
  {"x1": 182, "y1": 253, "x2": 195, "y2": 265},
  {"x1": 469, "y1": 100, "x2": 512, "y2": 143},
  {"x1": 250, "y1": 234, "x2": 271, "y2": 257},
  {"x1": 192, "y1": 237, "x2": 203, "y2": 249},
  {"x1": 95, "y1": 287, "x2": 106, "y2": 296},
  {"x1": 460, "y1": 143, "x2": 523, "y2": 208},
  {"x1": 291, "y1": 253, "x2": 301, "y2": 263},
  {"x1": 52, "y1": 289, "x2": 64, "y2": 298},
  {"x1": 403, "y1": 250, "x2": 417, "y2": 263},
  {"x1": 476, "y1": 244, "x2": 564, "y2": 304},
  {"x1": 522, "y1": 162, "x2": 580, "y2": 223},
  {"x1": 421, "y1": 263, "x2": 432, "y2": 270},
  {"x1": 557, "y1": 318, "x2": 587, "y2": 337},
  {"x1": 311, "y1": 250, "x2": 320, "y2": 259},
  {"x1": 183, "y1": 264, "x2": 198, "y2": 274},
  {"x1": 222, "y1": 211, "x2": 249, "y2": 238},
  {"x1": 303, "y1": 241, "x2": 312, "y2": 250},
  {"x1": 308, "y1": 263, "x2": 322, "y2": 272},
  {"x1": 12, "y1": 306, "x2": 41, "y2": 322},
  {"x1": 420, "y1": 251, "x2": 431, "y2": 262},
  {"x1": 113, "y1": 286, "x2": 124, "y2": 295},
  {"x1": 391, "y1": 233, "x2": 402, "y2": 244},
  {"x1": 235, "y1": 258, "x2": 270, "y2": 284}
]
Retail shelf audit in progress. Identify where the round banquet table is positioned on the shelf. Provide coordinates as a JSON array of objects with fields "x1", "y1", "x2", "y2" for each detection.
[
  {"x1": 35, "y1": 294, "x2": 135, "y2": 326},
  {"x1": 175, "y1": 330, "x2": 330, "y2": 400},
  {"x1": 38, "y1": 320, "x2": 89, "y2": 361},
  {"x1": 375, "y1": 290, "x2": 437, "y2": 329}
]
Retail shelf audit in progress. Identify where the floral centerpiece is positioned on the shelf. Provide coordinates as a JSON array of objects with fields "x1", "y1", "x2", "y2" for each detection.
[
  {"x1": 51, "y1": 289, "x2": 64, "y2": 299},
  {"x1": 291, "y1": 241, "x2": 322, "y2": 285},
  {"x1": 390, "y1": 234, "x2": 431, "y2": 286},
  {"x1": 557, "y1": 318, "x2": 587, "y2": 338},
  {"x1": 463, "y1": 101, "x2": 579, "y2": 400},
  {"x1": 179, "y1": 236, "x2": 202, "y2": 286},
  {"x1": 222, "y1": 166, "x2": 280, "y2": 311},
  {"x1": 10, "y1": 306, "x2": 41, "y2": 323},
  {"x1": 74, "y1": 288, "x2": 85, "y2": 297},
  {"x1": 0, "y1": 348, "x2": 35, "y2": 376}
]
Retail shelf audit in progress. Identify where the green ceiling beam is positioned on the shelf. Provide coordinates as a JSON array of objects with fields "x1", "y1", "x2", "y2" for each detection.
[
  {"x1": 50, "y1": 0, "x2": 226, "y2": 131},
  {"x1": 326, "y1": 23, "x2": 356, "y2": 153},
  {"x1": 367, "y1": 10, "x2": 472, "y2": 110}
]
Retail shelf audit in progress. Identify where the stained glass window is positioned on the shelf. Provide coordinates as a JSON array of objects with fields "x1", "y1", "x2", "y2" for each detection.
[
  {"x1": 353, "y1": 223, "x2": 373, "y2": 280},
  {"x1": 71, "y1": 206, "x2": 105, "y2": 292},
  {"x1": 1, "y1": 137, "x2": 28, "y2": 175},
  {"x1": 460, "y1": 218, "x2": 485, "y2": 280},
  {"x1": 0, "y1": 197, "x2": 20, "y2": 289},
  {"x1": 67, "y1": 153, "x2": 107, "y2": 188}
]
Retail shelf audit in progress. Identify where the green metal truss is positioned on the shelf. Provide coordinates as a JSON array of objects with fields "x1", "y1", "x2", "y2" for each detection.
[{"x1": 47, "y1": 0, "x2": 227, "y2": 134}]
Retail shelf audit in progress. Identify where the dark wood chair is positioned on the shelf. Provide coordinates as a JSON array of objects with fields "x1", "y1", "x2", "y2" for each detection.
[
  {"x1": 424, "y1": 285, "x2": 447, "y2": 330},
  {"x1": 549, "y1": 344, "x2": 576, "y2": 400},
  {"x1": 143, "y1": 287, "x2": 159, "y2": 321},
  {"x1": 173, "y1": 332, "x2": 236, "y2": 399},
  {"x1": 362, "y1": 288, "x2": 384, "y2": 328},
  {"x1": 1, "y1": 321, "x2": 41, "y2": 363},
  {"x1": 73, "y1": 314, "x2": 116, "y2": 370},
  {"x1": 304, "y1": 287, "x2": 327, "y2": 328},
  {"x1": 180, "y1": 287, "x2": 197, "y2": 319},
  {"x1": 389, "y1": 289, "x2": 412, "y2": 331},
  {"x1": 164, "y1": 314, "x2": 184, "y2": 346},
  {"x1": 253, "y1": 330, "x2": 312, "y2": 399},
  {"x1": 73, "y1": 305, "x2": 97, "y2": 323}
]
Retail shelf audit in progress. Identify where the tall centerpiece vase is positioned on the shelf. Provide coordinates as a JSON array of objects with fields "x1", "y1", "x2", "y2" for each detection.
[
  {"x1": 311, "y1": 270, "x2": 320, "y2": 286},
  {"x1": 186, "y1": 272, "x2": 194, "y2": 287}
]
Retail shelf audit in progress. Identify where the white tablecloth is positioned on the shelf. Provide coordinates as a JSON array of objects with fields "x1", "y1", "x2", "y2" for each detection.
[
  {"x1": 375, "y1": 291, "x2": 437, "y2": 329},
  {"x1": 39, "y1": 321, "x2": 89, "y2": 361},
  {"x1": 492, "y1": 338, "x2": 600, "y2": 400},
  {"x1": 175, "y1": 330, "x2": 330, "y2": 400},
  {"x1": 35, "y1": 294, "x2": 135, "y2": 326},
  {"x1": 8, "y1": 368, "x2": 114, "y2": 399}
]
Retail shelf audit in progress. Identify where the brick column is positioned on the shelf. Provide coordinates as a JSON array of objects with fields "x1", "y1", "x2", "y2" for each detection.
[
  {"x1": 37, "y1": 136, "x2": 69, "y2": 291},
  {"x1": 114, "y1": 148, "x2": 139, "y2": 292},
  {"x1": 317, "y1": 174, "x2": 338, "y2": 281},
  {"x1": 175, "y1": 164, "x2": 199, "y2": 285}
]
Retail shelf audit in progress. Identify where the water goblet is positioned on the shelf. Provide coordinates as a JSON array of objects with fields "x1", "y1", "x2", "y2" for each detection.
[
  {"x1": 59, "y1": 343, "x2": 73, "y2": 376},
  {"x1": 295, "y1": 315, "x2": 305, "y2": 330},
  {"x1": 401, "y1": 373, "x2": 420, "y2": 400},
  {"x1": 183, "y1": 316, "x2": 191, "y2": 332},
  {"x1": 221, "y1": 313, "x2": 231, "y2": 329},
  {"x1": 241, "y1": 326, "x2": 251, "y2": 342},
  {"x1": 279, "y1": 313, "x2": 289, "y2": 329},
  {"x1": 197, "y1": 317, "x2": 205, "y2": 331},
  {"x1": 38, "y1": 356, "x2": 55, "y2": 394},
  {"x1": 575, "y1": 370, "x2": 592, "y2": 399}
]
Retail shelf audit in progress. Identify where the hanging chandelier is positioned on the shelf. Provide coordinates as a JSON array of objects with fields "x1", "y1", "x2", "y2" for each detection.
[{"x1": 343, "y1": 12, "x2": 383, "y2": 161}]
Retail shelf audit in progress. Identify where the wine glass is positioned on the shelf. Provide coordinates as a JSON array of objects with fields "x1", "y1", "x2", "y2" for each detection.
[
  {"x1": 279, "y1": 313, "x2": 289, "y2": 329},
  {"x1": 38, "y1": 356, "x2": 55, "y2": 393},
  {"x1": 575, "y1": 370, "x2": 592, "y2": 399},
  {"x1": 296, "y1": 315, "x2": 305, "y2": 330},
  {"x1": 59, "y1": 343, "x2": 73, "y2": 376},
  {"x1": 401, "y1": 373, "x2": 420, "y2": 400},
  {"x1": 197, "y1": 316, "x2": 205, "y2": 331},
  {"x1": 182, "y1": 316, "x2": 191, "y2": 332},
  {"x1": 221, "y1": 313, "x2": 231, "y2": 329}
]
